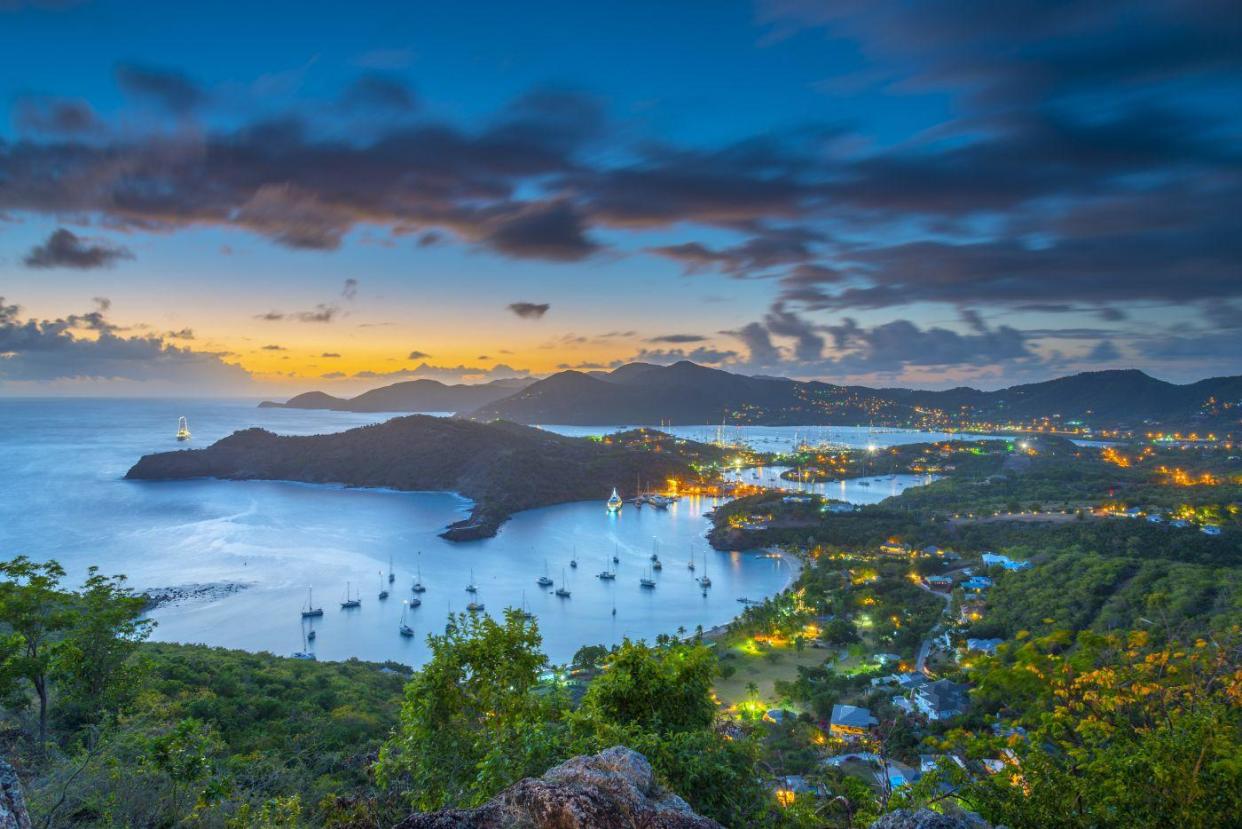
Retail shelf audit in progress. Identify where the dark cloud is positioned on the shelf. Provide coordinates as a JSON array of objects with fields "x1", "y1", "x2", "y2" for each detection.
[
  {"x1": 408, "y1": 350, "x2": 431, "y2": 360},
  {"x1": 648, "y1": 227, "x2": 821, "y2": 278},
  {"x1": 321, "y1": 352, "x2": 341, "y2": 358},
  {"x1": 629, "y1": 346, "x2": 739, "y2": 365},
  {"x1": 481, "y1": 200, "x2": 599, "y2": 261},
  {"x1": 1085, "y1": 340, "x2": 1121, "y2": 361},
  {"x1": 341, "y1": 278, "x2": 358, "y2": 300},
  {"x1": 261, "y1": 344, "x2": 285, "y2": 351},
  {"x1": 114, "y1": 63, "x2": 204, "y2": 113},
  {"x1": 340, "y1": 73, "x2": 418, "y2": 112},
  {"x1": 23, "y1": 228, "x2": 132, "y2": 269},
  {"x1": 648, "y1": 333, "x2": 707, "y2": 344},
  {"x1": 255, "y1": 311, "x2": 285, "y2": 321},
  {"x1": 354, "y1": 362, "x2": 529, "y2": 383},
  {"x1": 320, "y1": 370, "x2": 347, "y2": 379},
  {"x1": 508, "y1": 302, "x2": 550, "y2": 319},
  {"x1": 166, "y1": 328, "x2": 194, "y2": 340},
  {"x1": 13, "y1": 97, "x2": 102, "y2": 135},
  {"x1": 255, "y1": 304, "x2": 339, "y2": 323}
]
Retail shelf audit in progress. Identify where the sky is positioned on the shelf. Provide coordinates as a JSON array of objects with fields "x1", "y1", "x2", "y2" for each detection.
[{"x1": 1, "y1": 0, "x2": 1240, "y2": 396}]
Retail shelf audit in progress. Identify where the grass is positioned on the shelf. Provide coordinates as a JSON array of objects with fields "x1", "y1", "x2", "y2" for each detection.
[{"x1": 713, "y1": 636, "x2": 849, "y2": 708}]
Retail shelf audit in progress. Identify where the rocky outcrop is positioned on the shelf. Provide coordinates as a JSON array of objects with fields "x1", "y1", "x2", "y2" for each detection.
[
  {"x1": 394, "y1": 746, "x2": 721, "y2": 829},
  {"x1": 870, "y1": 809, "x2": 994, "y2": 829},
  {"x1": 0, "y1": 759, "x2": 31, "y2": 829}
]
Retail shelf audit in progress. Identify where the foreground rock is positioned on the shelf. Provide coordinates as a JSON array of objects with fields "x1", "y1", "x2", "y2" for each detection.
[
  {"x1": 871, "y1": 809, "x2": 994, "y2": 829},
  {"x1": 394, "y1": 746, "x2": 721, "y2": 829},
  {"x1": 0, "y1": 760, "x2": 31, "y2": 829}
]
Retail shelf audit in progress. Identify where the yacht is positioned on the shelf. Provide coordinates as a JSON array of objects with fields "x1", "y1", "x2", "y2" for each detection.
[
  {"x1": 408, "y1": 594, "x2": 421, "y2": 607},
  {"x1": 687, "y1": 550, "x2": 696, "y2": 571},
  {"x1": 340, "y1": 582, "x2": 361, "y2": 609},
  {"x1": 465, "y1": 569, "x2": 478, "y2": 594},
  {"x1": 412, "y1": 552, "x2": 426, "y2": 593},
  {"x1": 597, "y1": 557, "x2": 616, "y2": 580},
  {"x1": 388, "y1": 556, "x2": 396, "y2": 584},
  {"x1": 606, "y1": 487, "x2": 623, "y2": 512},
  {"x1": 555, "y1": 569, "x2": 571, "y2": 598},
  {"x1": 399, "y1": 603, "x2": 415, "y2": 637},
  {"x1": 537, "y1": 559, "x2": 554, "y2": 587},
  {"x1": 697, "y1": 553, "x2": 712, "y2": 588},
  {"x1": 291, "y1": 651, "x2": 316, "y2": 660},
  {"x1": 569, "y1": 547, "x2": 578, "y2": 569},
  {"x1": 378, "y1": 572, "x2": 389, "y2": 600},
  {"x1": 176, "y1": 416, "x2": 191, "y2": 441},
  {"x1": 301, "y1": 588, "x2": 324, "y2": 618},
  {"x1": 612, "y1": 545, "x2": 620, "y2": 565},
  {"x1": 652, "y1": 557, "x2": 662, "y2": 571},
  {"x1": 466, "y1": 599, "x2": 485, "y2": 613},
  {"x1": 639, "y1": 569, "x2": 656, "y2": 589},
  {"x1": 519, "y1": 591, "x2": 535, "y2": 620}
]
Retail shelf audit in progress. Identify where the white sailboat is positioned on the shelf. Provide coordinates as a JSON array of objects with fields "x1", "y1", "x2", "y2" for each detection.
[
  {"x1": 606, "y1": 487, "x2": 623, "y2": 512},
  {"x1": 465, "y1": 568, "x2": 478, "y2": 594},
  {"x1": 175, "y1": 416, "x2": 191, "y2": 441},
  {"x1": 537, "y1": 559, "x2": 553, "y2": 587},
  {"x1": 698, "y1": 552, "x2": 712, "y2": 588}
]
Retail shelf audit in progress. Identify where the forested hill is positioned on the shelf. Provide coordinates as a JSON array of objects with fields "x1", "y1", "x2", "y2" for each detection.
[
  {"x1": 125, "y1": 417, "x2": 704, "y2": 539},
  {"x1": 466, "y1": 362, "x2": 1242, "y2": 429},
  {"x1": 258, "y1": 377, "x2": 534, "y2": 413}
]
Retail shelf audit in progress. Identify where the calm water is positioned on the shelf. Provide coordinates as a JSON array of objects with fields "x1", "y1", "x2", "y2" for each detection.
[{"x1": 0, "y1": 400, "x2": 944, "y2": 666}]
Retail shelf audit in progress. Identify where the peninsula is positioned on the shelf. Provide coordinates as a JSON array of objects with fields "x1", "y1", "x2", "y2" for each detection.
[{"x1": 125, "y1": 417, "x2": 716, "y2": 540}]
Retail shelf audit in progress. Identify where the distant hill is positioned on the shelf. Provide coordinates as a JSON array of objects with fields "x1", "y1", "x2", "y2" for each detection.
[
  {"x1": 258, "y1": 377, "x2": 534, "y2": 413},
  {"x1": 467, "y1": 362, "x2": 1242, "y2": 429},
  {"x1": 125, "y1": 416, "x2": 703, "y2": 540}
]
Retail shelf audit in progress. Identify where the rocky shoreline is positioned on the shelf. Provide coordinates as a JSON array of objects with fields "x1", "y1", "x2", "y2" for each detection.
[{"x1": 141, "y1": 582, "x2": 251, "y2": 612}]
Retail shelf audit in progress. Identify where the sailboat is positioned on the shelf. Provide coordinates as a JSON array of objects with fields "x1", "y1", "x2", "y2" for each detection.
[
  {"x1": 292, "y1": 623, "x2": 315, "y2": 660},
  {"x1": 555, "y1": 569, "x2": 571, "y2": 598},
  {"x1": 650, "y1": 540, "x2": 662, "y2": 570},
  {"x1": 570, "y1": 546, "x2": 578, "y2": 569},
  {"x1": 697, "y1": 552, "x2": 712, "y2": 588},
  {"x1": 412, "y1": 552, "x2": 426, "y2": 593},
  {"x1": 640, "y1": 567, "x2": 656, "y2": 589},
  {"x1": 687, "y1": 548, "x2": 696, "y2": 571},
  {"x1": 399, "y1": 603, "x2": 415, "y2": 637},
  {"x1": 465, "y1": 568, "x2": 478, "y2": 594},
  {"x1": 612, "y1": 544, "x2": 620, "y2": 565},
  {"x1": 597, "y1": 557, "x2": 616, "y2": 580},
  {"x1": 388, "y1": 555, "x2": 395, "y2": 584},
  {"x1": 175, "y1": 416, "x2": 191, "y2": 441},
  {"x1": 340, "y1": 581, "x2": 362, "y2": 609},
  {"x1": 537, "y1": 559, "x2": 554, "y2": 587},
  {"x1": 301, "y1": 588, "x2": 324, "y2": 618},
  {"x1": 466, "y1": 593, "x2": 485, "y2": 613},
  {"x1": 519, "y1": 591, "x2": 535, "y2": 620},
  {"x1": 606, "y1": 487, "x2": 623, "y2": 512}
]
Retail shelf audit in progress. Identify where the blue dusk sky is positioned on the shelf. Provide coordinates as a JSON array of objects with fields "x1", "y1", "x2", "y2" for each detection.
[{"x1": 1, "y1": 0, "x2": 1239, "y2": 395}]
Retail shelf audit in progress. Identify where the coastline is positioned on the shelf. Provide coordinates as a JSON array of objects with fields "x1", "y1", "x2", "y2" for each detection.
[{"x1": 698, "y1": 547, "x2": 802, "y2": 643}]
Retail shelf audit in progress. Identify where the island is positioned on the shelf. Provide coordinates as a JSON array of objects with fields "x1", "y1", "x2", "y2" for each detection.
[{"x1": 125, "y1": 416, "x2": 722, "y2": 540}]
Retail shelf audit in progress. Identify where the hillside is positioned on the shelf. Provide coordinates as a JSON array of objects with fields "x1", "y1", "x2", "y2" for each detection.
[
  {"x1": 125, "y1": 416, "x2": 705, "y2": 539},
  {"x1": 258, "y1": 377, "x2": 533, "y2": 413},
  {"x1": 468, "y1": 362, "x2": 1242, "y2": 429}
]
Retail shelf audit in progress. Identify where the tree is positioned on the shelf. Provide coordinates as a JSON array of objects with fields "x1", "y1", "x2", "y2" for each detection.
[
  {"x1": 576, "y1": 639, "x2": 716, "y2": 735},
  {"x1": 54, "y1": 567, "x2": 154, "y2": 729},
  {"x1": 376, "y1": 609, "x2": 567, "y2": 810},
  {"x1": 0, "y1": 556, "x2": 72, "y2": 747}
]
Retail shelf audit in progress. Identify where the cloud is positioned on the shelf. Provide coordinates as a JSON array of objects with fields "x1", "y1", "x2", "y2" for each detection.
[
  {"x1": 1085, "y1": 340, "x2": 1121, "y2": 362},
  {"x1": 340, "y1": 72, "x2": 418, "y2": 112},
  {"x1": 648, "y1": 333, "x2": 707, "y2": 344},
  {"x1": 0, "y1": 297, "x2": 249, "y2": 389},
  {"x1": 114, "y1": 63, "x2": 204, "y2": 113},
  {"x1": 628, "y1": 347, "x2": 739, "y2": 365},
  {"x1": 341, "y1": 278, "x2": 358, "y2": 300},
  {"x1": 407, "y1": 350, "x2": 431, "y2": 359},
  {"x1": 648, "y1": 228, "x2": 822, "y2": 278},
  {"x1": 13, "y1": 97, "x2": 102, "y2": 136},
  {"x1": 508, "y1": 302, "x2": 550, "y2": 319},
  {"x1": 166, "y1": 328, "x2": 194, "y2": 340},
  {"x1": 255, "y1": 304, "x2": 340, "y2": 323},
  {"x1": 481, "y1": 200, "x2": 599, "y2": 261},
  {"x1": 260, "y1": 344, "x2": 285, "y2": 350},
  {"x1": 23, "y1": 228, "x2": 133, "y2": 269},
  {"x1": 321, "y1": 352, "x2": 341, "y2": 358},
  {"x1": 320, "y1": 370, "x2": 346, "y2": 379},
  {"x1": 353, "y1": 362, "x2": 531, "y2": 384}
]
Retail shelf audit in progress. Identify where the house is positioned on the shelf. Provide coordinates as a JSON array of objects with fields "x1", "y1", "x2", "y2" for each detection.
[
  {"x1": 959, "y1": 601, "x2": 987, "y2": 624},
  {"x1": 920, "y1": 754, "x2": 966, "y2": 774},
  {"x1": 830, "y1": 704, "x2": 877, "y2": 738},
  {"x1": 1201, "y1": 525, "x2": 1222, "y2": 536},
  {"x1": 965, "y1": 638, "x2": 1004, "y2": 655},
  {"x1": 981, "y1": 552, "x2": 1032, "y2": 571},
  {"x1": 913, "y1": 679, "x2": 970, "y2": 721},
  {"x1": 884, "y1": 760, "x2": 921, "y2": 790},
  {"x1": 923, "y1": 575, "x2": 954, "y2": 592},
  {"x1": 962, "y1": 576, "x2": 993, "y2": 592}
]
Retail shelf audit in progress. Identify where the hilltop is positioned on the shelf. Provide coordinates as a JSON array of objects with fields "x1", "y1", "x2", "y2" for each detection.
[
  {"x1": 467, "y1": 362, "x2": 1242, "y2": 430},
  {"x1": 125, "y1": 417, "x2": 709, "y2": 539},
  {"x1": 258, "y1": 376, "x2": 533, "y2": 413}
]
